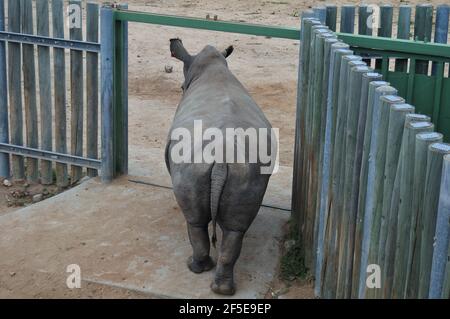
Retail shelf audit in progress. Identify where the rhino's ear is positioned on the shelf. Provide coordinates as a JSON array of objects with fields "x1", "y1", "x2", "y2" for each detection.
[
  {"x1": 170, "y1": 38, "x2": 192, "y2": 62},
  {"x1": 222, "y1": 45, "x2": 234, "y2": 58}
]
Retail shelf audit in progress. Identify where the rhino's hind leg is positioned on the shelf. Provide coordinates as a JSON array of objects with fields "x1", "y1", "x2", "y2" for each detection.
[
  {"x1": 211, "y1": 229, "x2": 244, "y2": 295},
  {"x1": 186, "y1": 224, "x2": 215, "y2": 273}
]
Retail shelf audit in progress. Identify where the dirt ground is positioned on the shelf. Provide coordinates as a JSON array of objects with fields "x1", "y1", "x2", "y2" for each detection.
[{"x1": 0, "y1": 0, "x2": 445, "y2": 298}]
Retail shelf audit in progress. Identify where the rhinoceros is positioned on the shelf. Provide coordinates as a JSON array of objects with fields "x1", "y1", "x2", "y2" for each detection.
[{"x1": 165, "y1": 38, "x2": 277, "y2": 295}]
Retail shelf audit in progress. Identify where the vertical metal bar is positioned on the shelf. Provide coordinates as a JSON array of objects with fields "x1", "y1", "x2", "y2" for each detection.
[
  {"x1": 432, "y1": 62, "x2": 444, "y2": 132},
  {"x1": 432, "y1": 5, "x2": 449, "y2": 75},
  {"x1": 381, "y1": 56, "x2": 389, "y2": 78},
  {"x1": 114, "y1": 17, "x2": 123, "y2": 175},
  {"x1": 340, "y1": 5, "x2": 355, "y2": 33},
  {"x1": 69, "y1": 0, "x2": 84, "y2": 183},
  {"x1": 407, "y1": 58, "x2": 416, "y2": 103},
  {"x1": 0, "y1": 0, "x2": 9, "y2": 178},
  {"x1": 117, "y1": 3, "x2": 128, "y2": 176},
  {"x1": 52, "y1": 0, "x2": 69, "y2": 187},
  {"x1": 101, "y1": 5, "x2": 115, "y2": 183},
  {"x1": 395, "y1": 5, "x2": 412, "y2": 72},
  {"x1": 8, "y1": 0, "x2": 25, "y2": 180},
  {"x1": 36, "y1": 0, "x2": 53, "y2": 185},
  {"x1": 86, "y1": 2, "x2": 99, "y2": 177}
]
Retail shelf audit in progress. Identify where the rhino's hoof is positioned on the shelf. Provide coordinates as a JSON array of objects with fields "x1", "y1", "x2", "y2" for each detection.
[
  {"x1": 210, "y1": 280, "x2": 236, "y2": 296},
  {"x1": 187, "y1": 256, "x2": 215, "y2": 274}
]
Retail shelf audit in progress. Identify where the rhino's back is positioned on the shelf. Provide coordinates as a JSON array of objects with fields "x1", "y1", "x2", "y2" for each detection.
[{"x1": 172, "y1": 69, "x2": 271, "y2": 131}]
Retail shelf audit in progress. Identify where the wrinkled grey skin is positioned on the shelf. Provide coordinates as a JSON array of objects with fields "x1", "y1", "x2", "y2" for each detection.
[{"x1": 165, "y1": 39, "x2": 276, "y2": 295}]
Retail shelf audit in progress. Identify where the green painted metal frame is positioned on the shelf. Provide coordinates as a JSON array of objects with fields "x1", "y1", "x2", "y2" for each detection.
[{"x1": 106, "y1": 7, "x2": 450, "y2": 179}]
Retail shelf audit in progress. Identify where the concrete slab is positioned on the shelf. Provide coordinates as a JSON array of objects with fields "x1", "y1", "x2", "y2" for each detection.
[{"x1": 0, "y1": 176, "x2": 289, "y2": 298}]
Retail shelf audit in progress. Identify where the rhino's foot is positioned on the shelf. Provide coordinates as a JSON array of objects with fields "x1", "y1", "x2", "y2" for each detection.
[
  {"x1": 210, "y1": 279, "x2": 235, "y2": 296},
  {"x1": 187, "y1": 256, "x2": 215, "y2": 274}
]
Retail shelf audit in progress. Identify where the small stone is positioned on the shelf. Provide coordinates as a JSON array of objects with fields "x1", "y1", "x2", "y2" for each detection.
[
  {"x1": 3, "y1": 179, "x2": 12, "y2": 187},
  {"x1": 164, "y1": 65, "x2": 173, "y2": 73},
  {"x1": 32, "y1": 194, "x2": 43, "y2": 202},
  {"x1": 9, "y1": 272, "x2": 15, "y2": 277}
]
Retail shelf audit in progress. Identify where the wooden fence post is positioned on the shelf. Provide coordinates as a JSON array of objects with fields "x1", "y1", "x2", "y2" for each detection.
[
  {"x1": 310, "y1": 29, "x2": 334, "y2": 273},
  {"x1": 351, "y1": 72, "x2": 383, "y2": 297},
  {"x1": 52, "y1": 0, "x2": 69, "y2": 187},
  {"x1": 36, "y1": 0, "x2": 53, "y2": 185},
  {"x1": 292, "y1": 15, "x2": 314, "y2": 231},
  {"x1": 292, "y1": 17, "x2": 320, "y2": 251},
  {"x1": 384, "y1": 113, "x2": 431, "y2": 298},
  {"x1": 303, "y1": 25, "x2": 329, "y2": 270},
  {"x1": 418, "y1": 142, "x2": 450, "y2": 298},
  {"x1": 375, "y1": 5, "x2": 393, "y2": 70},
  {"x1": 395, "y1": 5, "x2": 412, "y2": 72},
  {"x1": 8, "y1": 0, "x2": 25, "y2": 180},
  {"x1": 315, "y1": 40, "x2": 347, "y2": 297},
  {"x1": 358, "y1": 88, "x2": 398, "y2": 298},
  {"x1": 313, "y1": 6, "x2": 326, "y2": 24},
  {"x1": 338, "y1": 64, "x2": 371, "y2": 299},
  {"x1": 432, "y1": 5, "x2": 449, "y2": 74},
  {"x1": 414, "y1": 4, "x2": 433, "y2": 74},
  {"x1": 69, "y1": 0, "x2": 84, "y2": 184},
  {"x1": 325, "y1": 5, "x2": 337, "y2": 31},
  {"x1": 358, "y1": 5, "x2": 372, "y2": 36},
  {"x1": 366, "y1": 94, "x2": 405, "y2": 298},
  {"x1": 392, "y1": 121, "x2": 435, "y2": 298},
  {"x1": 22, "y1": 0, "x2": 39, "y2": 183},
  {"x1": 429, "y1": 154, "x2": 450, "y2": 298},
  {"x1": 377, "y1": 103, "x2": 414, "y2": 298},
  {"x1": 0, "y1": 0, "x2": 9, "y2": 178},
  {"x1": 340, "y1": 5, "x2": 355, "y2": 33},
  {"x1": 322, "y1": 47, "x2": 354, "y2": 299},
  {"x1": 329, "y1": 53, "x2": 362, "y2": 298},
  {"x1": 407, "y1": 132, "x2": 443, "y2": 297}
]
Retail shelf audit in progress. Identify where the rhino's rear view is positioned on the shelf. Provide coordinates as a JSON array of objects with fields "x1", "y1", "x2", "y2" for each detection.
[{"x1": 165, "y1": 38, "x2": 277, "y2": 295}]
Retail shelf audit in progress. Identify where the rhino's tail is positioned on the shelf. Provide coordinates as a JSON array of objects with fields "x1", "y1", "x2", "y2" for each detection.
[{"x1": 210, "y1": 163, "x2": 228, "y2": 248}]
